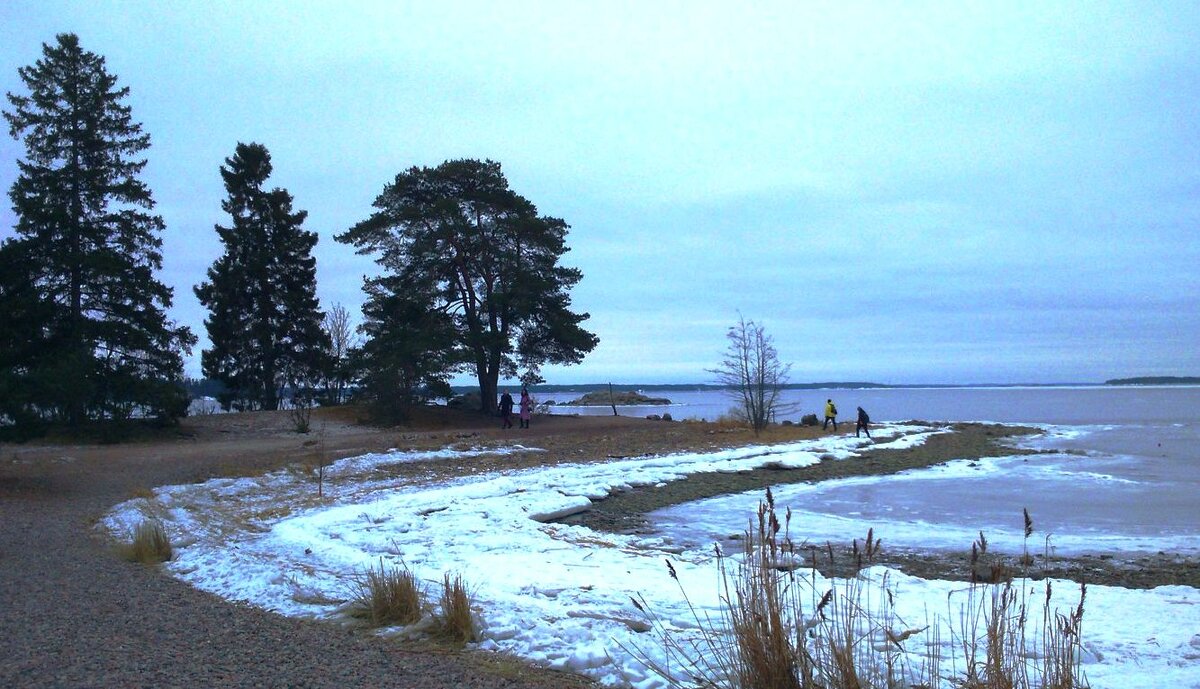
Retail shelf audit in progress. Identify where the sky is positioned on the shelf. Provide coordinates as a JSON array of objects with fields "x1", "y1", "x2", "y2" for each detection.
[
  {"x1": 101, "y1": 425, "x2": 1200, "y2": 688},
  {"x1": 2, "y1": 1, "x2": 1198, "y2": 385}
]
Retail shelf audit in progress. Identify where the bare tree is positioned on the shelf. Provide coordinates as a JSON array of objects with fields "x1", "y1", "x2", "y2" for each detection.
[
  {"x1": 322, "y1": 303, "x2": 357, "y2": 404},
  {"x1": 708, "y1": 315, "x2": 793, "y2": 434}
]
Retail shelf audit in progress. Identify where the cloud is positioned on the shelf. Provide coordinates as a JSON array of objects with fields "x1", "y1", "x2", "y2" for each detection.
[{"x1": 2, "y1": 0, "x2": 1198, "y2": 384}]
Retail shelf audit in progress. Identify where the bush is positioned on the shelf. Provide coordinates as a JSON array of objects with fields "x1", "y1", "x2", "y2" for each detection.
[{"x1": 289, "y1": 393, "x2": 313, "y2": 434}]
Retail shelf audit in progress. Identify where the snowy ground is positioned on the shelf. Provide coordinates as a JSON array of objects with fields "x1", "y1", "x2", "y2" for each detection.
[{"x1": 102, "y1": 424, "x2": 1200, "y2": 689}]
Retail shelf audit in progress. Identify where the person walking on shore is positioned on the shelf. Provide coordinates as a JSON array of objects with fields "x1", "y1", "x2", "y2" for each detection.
[
  {"x1": 856, "y1": 406, "x2": 871, "y2": 439},
  {"x1": 519, "y1": 388, "x2": 533, "y2": 429},
  {"x1": 824, "y1": 399, "x2": 838, "y2": 431},
  {"x1": 499, "y1": 390, "x2": 515, "y2": 429}
]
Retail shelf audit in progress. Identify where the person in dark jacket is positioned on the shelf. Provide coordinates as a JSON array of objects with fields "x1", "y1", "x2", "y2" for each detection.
[
  {"x1": 856, "y1": 406, "x2": 871, "y2": 439},
  {"x1": 499, "y1": 391, "x2": 515, "y2": 429}
]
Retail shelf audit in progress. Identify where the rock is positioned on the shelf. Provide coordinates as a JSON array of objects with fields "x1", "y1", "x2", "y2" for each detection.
[
  {"x1": 800, "y1": 413, "x2": 819, "y2": 426},
  {"x1": 447, "y1": 391, "x2": 482, "y2": 410},
  {"x1": 661, "y1": 413, "x2": 672, "y2": 422},
  {"x1": 781, "y1": 419, "x2": 793, "y2": 426},
  {"x1": 645, "y1": 414, "x2": 661, "y2": 420}
]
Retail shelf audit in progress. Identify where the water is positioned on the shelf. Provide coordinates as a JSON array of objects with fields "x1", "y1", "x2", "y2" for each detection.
[
  {"x1": 546, "y1": 385, "x2": 1199, "y2": 426},
  {"x1": 599, "y1": 385, "x2": 1200, "y2": 556}
]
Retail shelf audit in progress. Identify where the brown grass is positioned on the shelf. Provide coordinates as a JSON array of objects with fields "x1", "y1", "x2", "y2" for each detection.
[
  {"x1": 435, "y1": 572, "x2": 477, "y2": 644},
  {"x1": 128, "y1": 486, "x2": 155, "y2": 500},
  {"x1": 350, "y1": 559, "x2": 425, "y2": 627},
  {"x1": 121, "y1": 519, "x2": 173, "y2": 564}
]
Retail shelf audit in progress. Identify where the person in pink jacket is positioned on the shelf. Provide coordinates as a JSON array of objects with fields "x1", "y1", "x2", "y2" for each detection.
[{"x1": 519, "y1": 388, "x2": 533, "y2": 429}]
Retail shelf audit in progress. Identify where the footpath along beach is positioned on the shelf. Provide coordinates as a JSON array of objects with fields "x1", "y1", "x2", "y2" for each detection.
[{"x1": 3, "y1": 406, "x2": 1197, "y2": 687}]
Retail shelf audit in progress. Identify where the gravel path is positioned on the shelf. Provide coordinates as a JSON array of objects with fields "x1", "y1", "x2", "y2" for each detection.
[{"x1": 0, "y1": 414, "x2": 595, "y2": 689}]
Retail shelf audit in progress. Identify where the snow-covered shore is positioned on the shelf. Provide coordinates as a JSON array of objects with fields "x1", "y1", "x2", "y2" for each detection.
[{"x1": 102, "y1": 424, "x2": 1200, "y2": 688}]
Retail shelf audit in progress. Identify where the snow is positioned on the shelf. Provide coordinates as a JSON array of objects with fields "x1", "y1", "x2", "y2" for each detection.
[{"x1": 101, "y1": 423, "x2": 1200, "y2": 688}]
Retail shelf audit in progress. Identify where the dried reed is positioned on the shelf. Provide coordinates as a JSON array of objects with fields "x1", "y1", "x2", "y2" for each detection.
[{"x1": 630, "y1": 498, "x2": 1089, "y2": 689}]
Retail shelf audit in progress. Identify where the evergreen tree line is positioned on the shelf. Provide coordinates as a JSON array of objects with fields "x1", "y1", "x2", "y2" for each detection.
[{"x1": 1, "y1": 33, "x2": 597, "y2": 434}]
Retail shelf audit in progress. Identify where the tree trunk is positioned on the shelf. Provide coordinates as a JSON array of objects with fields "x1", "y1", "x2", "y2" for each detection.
[
  {"x1": 475, "y1": 339, "x2": 503, "y2": 414},
  {"x1": 478, "y1": 374, "x2": 498, "y2": 415}
]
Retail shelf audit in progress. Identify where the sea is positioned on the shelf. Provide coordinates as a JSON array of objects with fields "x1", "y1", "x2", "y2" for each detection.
[{"x1": 552, "y1": 385, "x2": 1200, "y2": 556}]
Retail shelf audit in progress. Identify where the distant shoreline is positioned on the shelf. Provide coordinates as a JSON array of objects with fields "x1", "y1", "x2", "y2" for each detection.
[
  {"x1": 454, "y1": 379, "x2": 1200, "y2": 395},
  {"x1": 1104, "y1": 376, "x2": 1200, "y2": 386}
]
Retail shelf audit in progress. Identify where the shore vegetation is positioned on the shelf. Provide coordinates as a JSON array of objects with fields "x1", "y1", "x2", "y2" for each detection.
[
  {"x1": 630, "y1": 491, "x2": 1088, "y2": 689},
  {"x1": 121, "y1": 519, "x2": 173, "y2": 564}
]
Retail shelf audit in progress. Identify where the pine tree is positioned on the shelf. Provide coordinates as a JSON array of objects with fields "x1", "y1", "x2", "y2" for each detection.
[
  {"x1": 195, "y1": 142, "x2": 328, "y2": 411},
  {"x1": 338, "y1": 159, "x2": 597, "y2": 413},
  {"x1": 1, "y1": 33, "x2": 194, "y2": 428}
]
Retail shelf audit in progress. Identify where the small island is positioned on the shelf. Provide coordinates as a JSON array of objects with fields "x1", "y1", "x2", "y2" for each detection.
[
  {"x1": 563, "y1": 390, "x2": 672, "y2": 406},
  {"x1": 1105, "y1": 376, "x2": 1200, "y2": 386}
]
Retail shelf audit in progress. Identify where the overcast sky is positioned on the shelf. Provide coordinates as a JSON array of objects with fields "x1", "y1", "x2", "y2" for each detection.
[{"x1": 2, "y1": 1, "x2": 1197, "y2": 385}]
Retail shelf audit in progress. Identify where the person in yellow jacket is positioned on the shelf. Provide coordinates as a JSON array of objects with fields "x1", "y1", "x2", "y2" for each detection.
[{"x1": 823, "y1": 399, "x2": 838, "y2": 431}]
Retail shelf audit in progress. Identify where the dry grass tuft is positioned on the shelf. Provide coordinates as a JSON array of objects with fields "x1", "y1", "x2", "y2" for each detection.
[
  {"x1": 350, "y1": 559, "x2": 425, "y2": 627},
  {"x1": 122, "y1": 519, "x2": 173, "y2": 564},
  {"x1": 212, "y1": 459, "x2": 271, "y2": 480},
  {"x1": 711, "y1": 408, "x2": 753, "y2": 430},
  {"x1": 435, "y1": 571, "x2": 478, "y2": 643},
  {"x1": 128, "y1": 486, "x2": 155, "y2": 500}
]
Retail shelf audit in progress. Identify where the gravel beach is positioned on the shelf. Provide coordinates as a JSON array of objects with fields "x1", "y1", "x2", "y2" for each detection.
[{"x1": 0, "y1": 410, "x2": 600, "y2": 689}]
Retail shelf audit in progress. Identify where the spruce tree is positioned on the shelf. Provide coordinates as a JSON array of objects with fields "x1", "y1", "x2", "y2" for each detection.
[
  {"x1": 352, "y1": 274, "x2": 462, "y2": 421},
  {"x1": 195, "y1": 143, "x2": 328, "y2": 411},
  {"x1": 2, "y1": 33, "x2": 194, "y2": 427}
]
